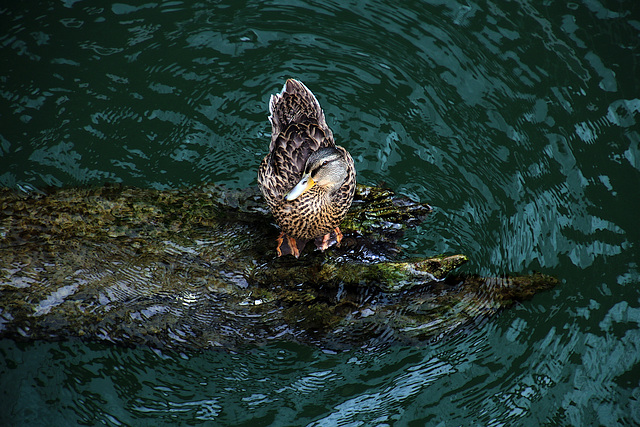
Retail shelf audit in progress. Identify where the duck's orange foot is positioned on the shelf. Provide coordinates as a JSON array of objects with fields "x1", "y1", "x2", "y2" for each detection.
[
  {"x1": 314, "y1": 227, "x2": 343, "y2": 252},
  {"x1": 276, "y1": 232, "x2": 308, "y2": 258},
  {"x1": 334, "y1": 227, "x2": 343, "y2": 247},
  {"x1": 319, "y1": 233, "x2": 331, "y2": 251}
]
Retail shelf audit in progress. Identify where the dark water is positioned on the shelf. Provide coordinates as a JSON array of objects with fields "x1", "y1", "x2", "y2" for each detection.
[{"x1": 1, "y1": 0, "x2": 639, "y2": 424}]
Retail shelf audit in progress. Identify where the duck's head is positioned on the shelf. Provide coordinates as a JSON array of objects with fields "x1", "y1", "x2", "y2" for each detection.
[{"x1": 285, "y1": 147, "x2": 348, "y2": 201}]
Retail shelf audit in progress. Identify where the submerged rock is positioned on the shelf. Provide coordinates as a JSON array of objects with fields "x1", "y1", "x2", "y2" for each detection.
[{"x1": 0, "y1": 184, "x2": 556, "y2": 351}]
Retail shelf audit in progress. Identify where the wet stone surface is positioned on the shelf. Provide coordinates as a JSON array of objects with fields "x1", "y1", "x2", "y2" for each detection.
[{"x1": 0, "y1": 184, "x2": 556, "y2": 351}]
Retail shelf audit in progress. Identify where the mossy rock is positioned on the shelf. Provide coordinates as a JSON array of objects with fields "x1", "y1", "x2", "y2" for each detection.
[{"x1": 0, "y1": 184, "x2": 556, "y2": 351}]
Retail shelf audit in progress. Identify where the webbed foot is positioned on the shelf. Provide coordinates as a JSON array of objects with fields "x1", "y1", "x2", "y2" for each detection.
[{"x1": 276, "y1": 232, "x2": 308, "y2": 258}]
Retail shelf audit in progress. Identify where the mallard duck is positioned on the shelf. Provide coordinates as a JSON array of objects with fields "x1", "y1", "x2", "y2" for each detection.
[{"x1": 258, "y1": 79, "x2": 356, "y2": 258}]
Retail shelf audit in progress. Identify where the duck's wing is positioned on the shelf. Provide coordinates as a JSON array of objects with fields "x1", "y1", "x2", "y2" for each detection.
[
  {"x1": 268, "y1": 79, "x2": 333, "y2": 148},
  {"x1": 260, "y1": 79, "x2": 335, "y2": 200}
]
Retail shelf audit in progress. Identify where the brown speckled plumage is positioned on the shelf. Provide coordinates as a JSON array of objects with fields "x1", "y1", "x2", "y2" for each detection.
[{"x1": 258, "y1": 79, "x2": 356, "y2": 257}]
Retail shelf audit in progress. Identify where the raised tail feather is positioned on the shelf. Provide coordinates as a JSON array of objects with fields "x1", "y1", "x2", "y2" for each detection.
[{"x1": 268, "y1": 79, "x2": 332, "y2": 148}]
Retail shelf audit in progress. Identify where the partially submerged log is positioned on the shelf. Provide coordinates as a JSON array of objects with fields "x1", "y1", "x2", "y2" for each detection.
[{"x1": 0, "y1": 184, "x2": 556, "y2": 351}]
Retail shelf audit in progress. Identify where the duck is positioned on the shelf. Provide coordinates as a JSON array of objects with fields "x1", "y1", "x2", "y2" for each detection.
[{"x1": 258, "y1": 79, "x2": 356, "y2": 258}]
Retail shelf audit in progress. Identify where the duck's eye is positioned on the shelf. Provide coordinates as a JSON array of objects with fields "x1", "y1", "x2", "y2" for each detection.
[{"x1": 321, "y1": 160, "x2": 329, "y2": 167}]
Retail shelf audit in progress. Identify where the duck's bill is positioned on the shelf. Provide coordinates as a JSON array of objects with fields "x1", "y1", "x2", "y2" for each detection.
[{"x1": 285, "y1": 175, "x2": 316, "y2": 201}]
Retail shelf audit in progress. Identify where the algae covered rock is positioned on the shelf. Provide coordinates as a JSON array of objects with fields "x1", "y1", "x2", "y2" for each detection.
[{"x1": 0, "y1": 184, "x2": 556, "y2": 351}]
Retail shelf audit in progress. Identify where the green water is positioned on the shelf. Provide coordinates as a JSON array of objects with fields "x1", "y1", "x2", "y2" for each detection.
[{"x1": 1, "y1": 0, "x2": 639, "y2": 425}]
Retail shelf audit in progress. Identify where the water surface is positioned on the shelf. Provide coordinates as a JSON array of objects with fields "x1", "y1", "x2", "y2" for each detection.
[{"x1": 1, "y1": 0, "x2": 639, "y2": 425}]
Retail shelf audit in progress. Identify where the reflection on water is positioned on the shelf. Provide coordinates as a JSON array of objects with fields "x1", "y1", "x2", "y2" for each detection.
[
  {"x1": 1, "y1": 0, "x2": 639, "y2": 425},
  {"x1": 3, "y1": 300, "x2": 639, "y2": 425}
]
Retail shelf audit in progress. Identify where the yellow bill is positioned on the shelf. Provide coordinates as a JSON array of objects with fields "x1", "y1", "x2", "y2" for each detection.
[{"x1": 285, "y1": 174, "x2": 316, "y2": 201}]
